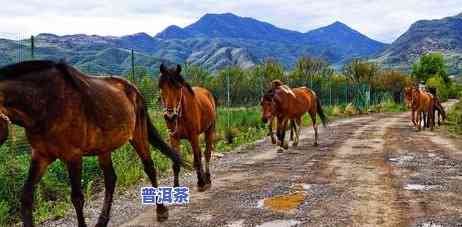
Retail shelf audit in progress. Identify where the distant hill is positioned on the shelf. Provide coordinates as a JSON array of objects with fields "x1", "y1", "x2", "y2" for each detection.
[
  {"x1": 0, "y1": 13, "x2": 387, "y2": 74},
  {"x1": 374, "y1": 13, "x2": 462, "y2": 75}
]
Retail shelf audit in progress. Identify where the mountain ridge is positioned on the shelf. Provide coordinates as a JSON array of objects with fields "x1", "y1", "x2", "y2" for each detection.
[{"x1": 1, "y1": 12, "x2": 387, "y2": 74}]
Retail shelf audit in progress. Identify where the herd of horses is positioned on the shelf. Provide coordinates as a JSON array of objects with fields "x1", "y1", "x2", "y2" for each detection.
[
  {"x1": 0, "y1": 60, "x2": 446, "y2": 227},
  {"x1": 404, "y1": 86, "x2": 446, "y2": 131}
]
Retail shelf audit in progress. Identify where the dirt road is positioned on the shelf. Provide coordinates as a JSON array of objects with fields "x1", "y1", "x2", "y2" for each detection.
[{"x1": 43, "y1": 103, "x2": 462, "y2": 227}]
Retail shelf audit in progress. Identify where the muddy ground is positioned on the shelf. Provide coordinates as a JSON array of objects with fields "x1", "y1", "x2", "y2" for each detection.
[{"x1": 43, "y1": 102, "x2": 462, "y2": 227}]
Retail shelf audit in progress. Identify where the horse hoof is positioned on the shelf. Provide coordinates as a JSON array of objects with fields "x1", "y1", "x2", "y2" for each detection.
[
  {"x1": 313, "y1": 142, "x2": 318, "y2": 147},
  {"x1": 156, "y1": 206, "x2": 169, "y2": 222},
  {"x1": 292, "y1": 142, "x2": 298, "y2": 147},
  {"x1": 197, "y1": 183, "x2": 211, "y2": 192},
  {"x1": 277, "y1": 148, "x2": 284, "y2": 153},
  {"x1": 271, "y1": 139, "x2": 277, "y2": 144}
]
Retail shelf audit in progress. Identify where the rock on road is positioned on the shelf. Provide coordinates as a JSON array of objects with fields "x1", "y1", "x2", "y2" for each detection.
[{"x1": 43, "y1": 102, "x2": 462, "y2": 227}]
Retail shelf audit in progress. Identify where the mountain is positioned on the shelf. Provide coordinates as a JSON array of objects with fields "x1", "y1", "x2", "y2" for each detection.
[
  {"x1": 374, "y1": 13, "x2": 462, "y2": 75},
  {"x1": 0, "y1": 13, "x2": 387, "y2": 74}
]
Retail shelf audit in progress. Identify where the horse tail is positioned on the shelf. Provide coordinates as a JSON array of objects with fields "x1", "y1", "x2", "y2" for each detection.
[
  {"x1": 315, "y1": 95, "x2": 328, "y2": 127},
  {"x1": 138, "y1": 96, "x2": 191, "y2": 169}
]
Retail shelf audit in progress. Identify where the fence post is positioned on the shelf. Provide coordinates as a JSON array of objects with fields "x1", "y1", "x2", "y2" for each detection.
[
  {"x1": 226, "y1": 69, "x2": 231, "y2": 129},
  {"x1": 30, "y1": 35, "x2": 35, "y2": 60},
  {"x1": 131, "y1": 49, "x2": 135, "y2": 83}
]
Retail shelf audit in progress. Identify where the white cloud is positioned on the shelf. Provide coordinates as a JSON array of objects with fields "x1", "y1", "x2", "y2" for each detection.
[{"x1": 0, "y1": 0, "x2": 460, "y2": 42}]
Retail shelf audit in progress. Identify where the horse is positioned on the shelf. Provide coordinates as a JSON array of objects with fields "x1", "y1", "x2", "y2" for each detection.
[
  {"x1": 427, "y1": 87, "x2": 447, "y2": 126},
  {"x1": 262, "y1": 80, "x2": 327, "y2": 149},
  {"x1": 404, "y1": 86, "x2": 434, "y2": 131},
  {"x1": 0, "y1": 60, "x2": 184, "y2": 227},
  {"x1": 158, "y1": 64, "x2": 216, "y2": 192},
  {"x1": 261, "y1": 91, "x2": 296, "y2": 145}
]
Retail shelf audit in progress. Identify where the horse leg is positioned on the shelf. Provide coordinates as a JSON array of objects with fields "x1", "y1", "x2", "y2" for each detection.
[
  {"x1": 268, "y1": 117, "x2": 277, "y2": 144},
  {"x1": 412, "y1": 110, "x2": 416, "y2": 126},
  {"x1": 416, "y1": 111, "x2": 421, "y2": 131},
  {"x1": 292, "y1": 118, "x2": 302, "y2": 147},
  {"x1": 95, "y1": 153, "x2": 117, "y2": 227},
  {"x1": 169, "y1": 136, "x2": 181, "y2": 187},
  {"x1": 204, "y1": 124, "x2": 215, "y2": 185},
  {"x1": 310, "y1": 112, "x2": 319, "y2": 146},
  {"x1": 276, "y1": 118, "x2": 289, "y2": 149},
  {"x1": 289, "y1": 120, "x2": 294, "y2": 142},
  {"x1": 65, "y1": 158, "x2": 87, "y2": 227},
  {"x1": 130, "y1": 139, "x2": 168, "y2": 222},
  {"x1": 190, "y1": 135, "x2": 208, "y2": 191},
  {"x1": 21, "y1": 153, "x2": 54, "y2": 227}
]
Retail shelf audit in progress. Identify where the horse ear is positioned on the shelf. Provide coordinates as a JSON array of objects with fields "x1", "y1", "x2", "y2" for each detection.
[
  {"x1": 160, "y1": 63, "x2": 166, "y2": 74},
  {"x1": 176, "y1": 64, "x2": 182, "y2": 74}
]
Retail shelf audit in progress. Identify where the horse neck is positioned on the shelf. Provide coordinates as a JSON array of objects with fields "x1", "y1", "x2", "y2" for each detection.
[
  {"x1": 179, "y1": 86, "x2": 198, "y2": 120},
  {"x1": 0, "y1": 80, "x2": 43, "y2": 128}
]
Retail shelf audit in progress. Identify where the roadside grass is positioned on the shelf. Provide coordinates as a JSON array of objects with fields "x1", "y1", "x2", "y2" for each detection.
[
  {"x1": 447, "y1": 98, "x2": 462, "y2": 135},
  {"x1": 0, "y1": 100, "x2": 405, "y2": 225}
]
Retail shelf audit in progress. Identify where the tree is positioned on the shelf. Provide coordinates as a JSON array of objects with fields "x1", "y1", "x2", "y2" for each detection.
[
  {"x1": 343, "y1": 59, "x2": 379, "y2": 85},
  {"x1": 411, "y1": 53, "x2": 449, "y2": 84},
  {"x1": 374, "y1": 70, "x2": 412, "y2": 103},
  {"x1": 290, "y1": 56, "x2": 330, "y2": 88},
  {"x1": 183, "y1": 64, "x2": 211, "y2": 87}
]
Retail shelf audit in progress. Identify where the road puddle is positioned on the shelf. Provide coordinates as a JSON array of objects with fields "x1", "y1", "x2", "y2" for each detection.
[
  {"x1": 389, "y1": 155, "x2": 414, "y2": 165},
  {"x1": 227, "y1": 219, "x2": 245, "y2": 227},
  {"x1": 257, "y1": 192, "x2": 305, "y2": 213},
  {"x1": 256, "y1": 219, "x2": 300, "y2": 227},
  {"x1": 404, "y1": 184, "x2": 436, "y2": 191},
  {"x1": 421, "y1": 222, "x2": 443, "y2": 227}
]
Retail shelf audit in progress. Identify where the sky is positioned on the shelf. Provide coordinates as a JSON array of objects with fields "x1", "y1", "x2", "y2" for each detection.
[{"x1": 0, "y1": 0, "x2": 461, "y2": 43}]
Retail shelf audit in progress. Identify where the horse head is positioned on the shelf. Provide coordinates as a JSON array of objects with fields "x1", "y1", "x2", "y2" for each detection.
[
  {"x1": 260, "y1": 90, "x2": 274, "y2": 123},
  {"x1": 404, "y1": 86, "x2": 416, "y2": 108},
  {"x1": 158, "y1": 64, "x2": 194, "y2": 123}
]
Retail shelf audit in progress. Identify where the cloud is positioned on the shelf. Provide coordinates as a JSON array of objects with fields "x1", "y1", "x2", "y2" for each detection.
[{"x1": 0, "y1": 0, "x2": 460, "y2": 42}]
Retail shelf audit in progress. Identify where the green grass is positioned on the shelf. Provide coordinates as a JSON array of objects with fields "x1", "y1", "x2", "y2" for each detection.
[
  {"x1": 0, "y1": 100, "x2": 405, "y2": 225},
  {"x1": 447, "y1": 98, "x2": 462, "y2": 135}
]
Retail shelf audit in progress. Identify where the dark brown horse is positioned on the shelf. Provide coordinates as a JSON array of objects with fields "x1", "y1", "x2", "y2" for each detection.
[
  {"x1": 0, "y1": 60, "x2": 183, "y2": 227},
  {"x1": 158, "y1": 64, "x2": 216, "y2": 192},
  {"x1": 262, "y1": 80, "x2": 327, "y2": 149},
  {"x1": 427, "y1": 87, "x2": 447, "y2": 126}
]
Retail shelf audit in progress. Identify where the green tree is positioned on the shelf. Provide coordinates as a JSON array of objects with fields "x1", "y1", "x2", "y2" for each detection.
[
  {"x1": 374, "y1": 70, "x2": 412, "y2": 103},
  {"x1": 342, "y1": 59, "x2": 379, "y2": 85},
  {"x1": 183, "y1": 64, "x2": 211, "y2": 87},
  {"x1": 290, "y1": 56, "x2": 330, "y2": 88},
  {"x1": 427, "y1": 75, "x2": 449, "y2": 101},
  {"x1": 411, "y1": 53, "x2": 449, "y2": 84}
]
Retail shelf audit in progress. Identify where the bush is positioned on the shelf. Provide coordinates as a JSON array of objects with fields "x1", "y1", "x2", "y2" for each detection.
[{"x1": 427, "y1": 75, "x2": 450, "y2": 101}]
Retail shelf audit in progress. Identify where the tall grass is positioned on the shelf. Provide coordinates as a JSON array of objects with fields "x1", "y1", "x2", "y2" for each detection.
[{"x1": 447, "y1": 98, "x2": 462, "y2": 135}]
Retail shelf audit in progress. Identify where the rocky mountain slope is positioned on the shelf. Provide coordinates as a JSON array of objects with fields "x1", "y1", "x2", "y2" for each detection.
[{"x1": 374, "y1": 13, "x2": 462, "y2": 75}]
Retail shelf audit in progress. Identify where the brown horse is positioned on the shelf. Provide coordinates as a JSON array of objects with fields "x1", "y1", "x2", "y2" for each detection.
[
  {"x1": 404, "y1": 86, "x2": 434, "y2": 131},
  {"x1": 261, "y1": 93, "x2": 296, "y2": 145},
  {"x1": 262, "y1": 80, "x2": 327, "y2": 149},
  {"x1": 0, "y1": 60, "x2": 183, "y2": 227},
  {"x1": 158, "y1": 64, "x2": 216, "y2": 192}
]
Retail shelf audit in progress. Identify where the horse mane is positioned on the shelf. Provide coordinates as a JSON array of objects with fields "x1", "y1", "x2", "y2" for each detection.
[
  {"x1": 159, "y1": 67, "x2": 194, "y2": 95},
  {"x1": 0, "y1": 60, "x2": 57, "y2": 80},
  {"x1": 0, "y1": 60, "x2": 97, "y2": 94}
]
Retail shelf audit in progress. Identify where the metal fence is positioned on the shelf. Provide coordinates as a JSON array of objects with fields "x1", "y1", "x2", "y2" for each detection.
[{"x1": 0, "y1": 34, "x2": 398, "y2": 155}]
